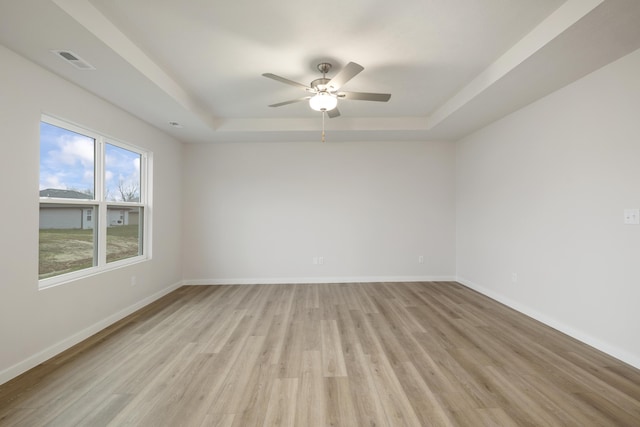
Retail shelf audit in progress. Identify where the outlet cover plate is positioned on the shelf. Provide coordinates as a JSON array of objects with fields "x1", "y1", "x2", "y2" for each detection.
[{"x1": 624, "y1": 208, "x2": 640, "y2": 225}]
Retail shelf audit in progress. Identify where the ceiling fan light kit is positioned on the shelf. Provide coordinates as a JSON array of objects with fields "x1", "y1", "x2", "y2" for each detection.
[
  {"x1": 263, "y1": 61, "x2": 391, "y2": 141},
  {"x1": 309, "y1": 92, "x2": 338, "y2": 112}
]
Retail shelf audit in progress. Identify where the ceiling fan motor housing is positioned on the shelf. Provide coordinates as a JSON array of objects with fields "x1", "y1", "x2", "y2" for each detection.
[{"x1": 310, "y1": 77, "x2": 331, "y2": 91}]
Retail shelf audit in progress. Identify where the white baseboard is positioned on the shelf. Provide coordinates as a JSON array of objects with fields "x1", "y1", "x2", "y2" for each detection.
[
  {"x1": 183, "y1": 276, "x2": 457, "y2": 286},
  {"x1": 0, "y1": 280, "x2": 183, "y2": 386},
  {"x1": 456, "y1": 276, "x2": 640, "y2": 370}
]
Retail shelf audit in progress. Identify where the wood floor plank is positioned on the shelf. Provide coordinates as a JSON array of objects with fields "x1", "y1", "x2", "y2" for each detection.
[
  {"x1": 160, "y1": 353, "x2": 225, "y2": 426},
  {"x1": 209, "y1": 335, "x2": 268, "y2": 415},
  {"x1": 261, "y1": 377, "x2": 298, "y2": 427},
  {"x1": 367, "y1": 351, "x2": 423, "y2": 426},
  {"x1": 562, "y1": 350, "x2": 640, "y2": 400},
  {"x1": 474, "y1": 407, "x2": 520, "y2": 427},
  {"x1": 397, "y1": 361, "x2": 456, "y2": 427},
  {"x1": 352, "y1": 283, "x2": 381, "y2": 314},
  {"x1": 277, "y1": 320, "x2": 304, "y2": 379},
  {"x1": 228, "y1": 362, "x2": 277, "y2": 427},
  {"x1": 347, "y1": 309, "x2": 381, "y2": 356},
  {"x1": 574, "y1": 391, "x2": 640, "y2": 426},
  {"x1": 496, "y1": 367, "x2": 610, "y2": 426},
  {"x1": 200, "y1": 413, "x2": 236, "y2": 427},
  {"x1": 334, "y1": 305, "x2": 388, "y2": 426},
  {"x1": 320, "y1": 319, "x2": 347, "y2": 377},
  {"x1": 200, "y1": 309, "x2": 248, "y2": 354},
  {"x1": 303, "y1": 284, "x2": 320, "y2": 310},
  {"x1": 262, "y1": 313, "x2": 289, "y2": 366},
  {"x1": 323, "y1": 377, "x2": 359, "y2": 426},
  {"x1": 479, "y1": 364, "x2": 566, "y2": 426},
  {"x1": 109, "y1": 342, "x2": 202, "y2": 426},
  {"x1": 293, "y1": 351, "x2": 325, "y2": 427},
  {"x1": 1, "y1": 282, "x2": 639, "y2": 426},
  {"x1": 346, "y1": 344, "x2": 389, "y2": 426}
]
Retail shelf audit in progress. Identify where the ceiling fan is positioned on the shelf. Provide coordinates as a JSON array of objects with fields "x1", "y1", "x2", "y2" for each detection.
[{"x1": 262, "y1": 62, "x2": 391, "y2": 119}]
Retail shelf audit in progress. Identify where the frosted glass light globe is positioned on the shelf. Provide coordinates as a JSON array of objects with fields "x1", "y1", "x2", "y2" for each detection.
[{"x1": 309, "y1": 92, "x2": 338, "y2": 111}]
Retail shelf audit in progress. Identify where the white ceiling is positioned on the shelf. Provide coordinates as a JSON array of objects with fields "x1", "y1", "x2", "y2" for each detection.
[{"x1": 1, "y1": 0, "x2": 640, "y2": 143}]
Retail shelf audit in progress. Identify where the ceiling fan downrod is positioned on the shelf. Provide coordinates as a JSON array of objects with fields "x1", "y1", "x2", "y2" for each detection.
[{"x1": 317, "y1": 62, "x2": 332, "y2": 78}]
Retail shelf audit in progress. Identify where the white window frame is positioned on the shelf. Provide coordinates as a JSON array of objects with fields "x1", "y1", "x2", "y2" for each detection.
[{"x1": 39, "y1": 115, "x2": 152, "y2": 289}]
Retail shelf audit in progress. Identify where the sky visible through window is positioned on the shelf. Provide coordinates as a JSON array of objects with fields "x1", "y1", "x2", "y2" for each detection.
[{"x1": 40, "y1": 121, "x2": 141, "y2": 201}]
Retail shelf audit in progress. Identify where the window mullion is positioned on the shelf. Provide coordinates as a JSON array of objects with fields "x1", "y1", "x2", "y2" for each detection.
[
  {"x1": 144, "y1": 152, "x2": 152, "y2": 259},
  {"x1": 96, "y1": 137, "x2": 107, "y2": 267},
  {"x1": 95, "y1": 136, "x2": 104, "y2": 201}
]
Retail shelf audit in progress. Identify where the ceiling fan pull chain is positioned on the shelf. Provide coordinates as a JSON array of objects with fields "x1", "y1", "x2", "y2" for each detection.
[{"x1": 322, "y1": 110, "x2": 326, "y2": 142}]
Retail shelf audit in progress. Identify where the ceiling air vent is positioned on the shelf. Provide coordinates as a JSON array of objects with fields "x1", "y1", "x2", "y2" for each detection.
[{"x1": 51, "y1": 50, "x2": 96, "y2": 70}]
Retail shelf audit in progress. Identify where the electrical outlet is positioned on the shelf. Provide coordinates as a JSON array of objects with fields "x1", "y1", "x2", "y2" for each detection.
[
  {"x1": 418, "y1": 255, "x2": 424, "y2": 264},
  {"x1": 624, "y1": 208, "x2": 640, "y2": 225},
  {"x1": 511, "y1": 273, "x2": 518, "y2": 283},
  {"x1": 313, "y1": 257, "x2": 318, "y2": 265},
  {"x1": 131, "y1": 275, "x2": 137, "y2": 286},
  {"x1": 318, "y1": 256, "x2": 324, "y2": 265}
]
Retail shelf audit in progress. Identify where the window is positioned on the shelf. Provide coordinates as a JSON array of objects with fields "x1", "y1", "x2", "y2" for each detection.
[{"x1": 39, "y1": 116, "x2": 151, "y2": 286}]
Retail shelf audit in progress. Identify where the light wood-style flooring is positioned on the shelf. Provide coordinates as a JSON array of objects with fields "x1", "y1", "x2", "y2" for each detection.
[{"x1": 1, "y1": 282, "x2": 639, "y2": 426}]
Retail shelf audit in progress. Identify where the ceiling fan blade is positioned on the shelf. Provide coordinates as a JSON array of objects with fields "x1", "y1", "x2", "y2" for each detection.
[
  {"x1": 326, "y1": 62, "x2": 364, "y2": 91},
  {"x1": 327, "y1": 107, "x2": 341, "y2": 118},
  {"x1": 339, "y1": 91, "x2": 391, "y2": 102},
  {"x1": 268, "y1": 97, "x2": 310, "y2": 107},
  {"x1": 262, "y1": 73, "x2": 310, "y2": 90}
]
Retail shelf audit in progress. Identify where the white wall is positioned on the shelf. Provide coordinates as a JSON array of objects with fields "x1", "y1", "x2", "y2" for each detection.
[
  {"x1": 456, "y1": 48, "x2": 640, "y2": 368},
  {"x1": 183, "y1": 140, "x2": 456, "y2": 284},
  {"x1": 0, "y1": 45, "x2": 184, "y2": 383}
]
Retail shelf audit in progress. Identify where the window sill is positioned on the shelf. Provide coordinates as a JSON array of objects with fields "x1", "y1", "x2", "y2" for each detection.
[{"x1": 38, "y1": 255, "x2": 150, "y2": 290}]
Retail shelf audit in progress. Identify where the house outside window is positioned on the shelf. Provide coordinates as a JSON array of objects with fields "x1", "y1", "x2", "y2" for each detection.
[{"x1": 39, "y1": 116, "x2": 151, "y2": 286}]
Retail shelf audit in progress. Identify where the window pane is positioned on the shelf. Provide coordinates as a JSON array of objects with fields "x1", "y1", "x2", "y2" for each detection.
[
  {"x1": 107, "y1": 206, "x2": 143, "y2": 263},
  {"x1": 39, "y1": 122, "x2": 95, "y2": 199},
  {"x1": 105, "y1": 143, "x2": 141, "y2": 202},
  {"x1": 39, "y1": 205, "x2": 97, "y2": 279}
]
